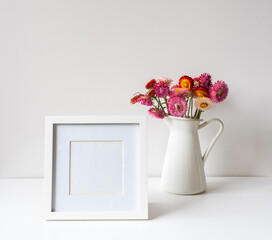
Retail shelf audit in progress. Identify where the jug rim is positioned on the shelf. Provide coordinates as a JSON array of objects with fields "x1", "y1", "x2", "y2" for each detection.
[{"x1": 166, "y1": 116, "x2": 203, "y2": 121}]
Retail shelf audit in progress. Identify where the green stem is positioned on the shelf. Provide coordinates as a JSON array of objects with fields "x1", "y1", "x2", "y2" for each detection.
[
  {"x1": 187, "y1": 96, "x2": 193, "y2": 118},
  {"x1": 164, "y1": 97, "x2": 168, "y2": 105},
  {"x1": 154, "y1": 96, "x2": 166, "y2": 113},
  {"x1": 157, "y1": 97, "x2": 164, "y2": 110},
  {"x1": 164, "y1": 97, "x2": 168, "y2": 114},
  {"x1": 187, "y1": 101, "x2": 190, "y2": 118},
  {"x1": 197, "y1": 110, "x2": 202, "y2": 119},
  {"x1": 194, "y1": 109, "x2": 198, "y2": 119},
  {"x1": 191, "y1": 97, "x2": 193, "y2": 117},
  {"x1": 153, "y1": 96, "x2": 161, "y2": 109}
]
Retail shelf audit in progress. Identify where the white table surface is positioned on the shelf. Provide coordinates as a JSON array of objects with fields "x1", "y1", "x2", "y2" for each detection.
[{"x1": 0, "y1": 177, "x2": 271, "y2": 240}]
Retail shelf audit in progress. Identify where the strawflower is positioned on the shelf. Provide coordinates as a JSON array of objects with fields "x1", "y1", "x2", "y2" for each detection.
[
  {"x1": 209, "y1": 81, "x2": 229, "y2": 103},
  {"x1": 167, "y1": 96, "x2": 187, "y2": 117},
  {"x1": 193, "y1": 87, "x2": 209, "y2": 98},
  {"x1": 193, "y1": 77, "x2": 200, "y2": 88},
  {"x1": 170, "y1": 84, "x2": 179, "y2": 90},
  {"x1": 148, "y1": 108, "x2": 166, "y2": 119},
  {"x1": 195, "y1": 97, "x2": 213, "y2": 111},
  {"x1": 138, "y1": 95, "x2": 153, "y2": 106},
  {"x1": 157, "y1": 77, "x2": 173, "y2": 86},
  {"x1": 146, "y1": 88, "x2": 155, "y2": 97},
  {"x1": 170, "y1": 88, "x2": 190, "y2": 98},
  {"x1": 130, "y1": 94, "x2": 142, "y2": 104},
  {"x1": 145, "y1": 79, "x2": 156, "y2": 89},
  {"x1": 199, "y1": 73, "x2": 212, "y2": 89},
  {"x1": 179, "y1": 76, "x2": 193, "y2": 91},
  {"x1": 154, "y1": 82, "x2": 170, "y2": 98}
]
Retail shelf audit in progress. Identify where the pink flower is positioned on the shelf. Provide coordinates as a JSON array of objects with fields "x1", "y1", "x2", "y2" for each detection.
[
  {"x1": 170, "y1": 84, "x2": 179, "y2": 90},
  {"x1": 157, "y1": 77, "x2": 173, "y2": 86},
  {"x1": 193, "y1": 77, "x2": 200, "y2": 88},
  {"x1": 148, "y1": 108, "x2": 166, "y2": 119},
  {"x1": 200, "y1": 73, "x2": 211, "y2": 81},
  {"x1": 170, "y1": 88, "x2": 190, "y2": 98},
  {"x1": 167, "y1": 96, "x2": 187, "y2": 117},
  {"x1": 199, "y1": 73, "x2": 212, "y2": 89},
  {"x1": 138, "y1": 95, "x2": 153, "y2": 106},
  {"x1": 209, "y1": 81, "x2": 229, "y2": 103},
  {"x1": 154, "y1": 82, "x2": 170, "y2": 98}
]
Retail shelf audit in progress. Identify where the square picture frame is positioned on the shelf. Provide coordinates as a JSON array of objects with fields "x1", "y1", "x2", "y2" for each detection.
[{"x1": 44, "y1": 116, "x2": 148, "y2": 220}]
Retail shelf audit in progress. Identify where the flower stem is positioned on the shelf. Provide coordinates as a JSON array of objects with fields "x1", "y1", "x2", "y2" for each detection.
[
  {"x1": 197, "y1": 110, "x2": 202, "y2": 119},
  {"x1": 187, "y1": 96, "x2": 193, "y2": 118},
  {"x1": 164, "y1": 97, "x2": 168, "y2": 114},
  {"x1": 164, "y1": 97, "x2": 168, "y2": 104},
  {"x1": 154, "y1": 96, "x2": 165, "y2": 113},
  {"x1": 158, "y1": 97, "x2": 164, "y2": 110},
  {"x1": 191, "y1": 97, "x2": 193, "y2": 117},
  {"x1": 194, "y1": 109, "x2": 198, "y2": 119}
]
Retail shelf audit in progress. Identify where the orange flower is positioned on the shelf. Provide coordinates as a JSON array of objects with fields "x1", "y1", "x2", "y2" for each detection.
[
  {"x1": 193, "y1": 87, "x2": 209, "y2": 97},
  {"x1": 179, "y1": 76, "x2": 193, "y2": 90}
]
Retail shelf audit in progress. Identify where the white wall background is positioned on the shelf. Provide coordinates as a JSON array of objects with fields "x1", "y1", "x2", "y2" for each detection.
[{"x1": 0, "y1": 0, "x2": 271, "y2": 178}]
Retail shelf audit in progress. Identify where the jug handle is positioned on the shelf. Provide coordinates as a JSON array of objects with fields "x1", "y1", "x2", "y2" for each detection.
[{"x1": 198, "y1": 118, "x2": 224, "y2": 164}]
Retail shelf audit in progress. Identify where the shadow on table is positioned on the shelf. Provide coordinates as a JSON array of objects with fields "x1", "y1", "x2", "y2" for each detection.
[
  {"x1": 149, "y1": 178, "x2": 235, "y2": 219},
  {"x1": 205, "y1": 177, "x2": 236, "y2": 194},
  {"x1": 148, "y1": 201, "x2": 190, "y2": 220}
]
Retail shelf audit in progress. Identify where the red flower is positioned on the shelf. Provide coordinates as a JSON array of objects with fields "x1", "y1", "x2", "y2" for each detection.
[
  {"x1": 146, "y1": 88, "x2": 155, "y2": 97},
  {"x1": 130, "y1": 94, "x2": 142, "y2": 104},
  {"x1": 145, "y1": 79, "x2": 156, "y2": 89},
  {"x1": 179, "y1": 76, "x2": 193, "y2": 91},
  {"x1": 193, "y1": 87, "x2": 209, "y2": 97}
]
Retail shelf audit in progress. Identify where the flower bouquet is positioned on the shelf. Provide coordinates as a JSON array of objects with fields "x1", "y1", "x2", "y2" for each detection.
[{"x1": 131, "y1": 73, "x2": 228, "y2": 119}]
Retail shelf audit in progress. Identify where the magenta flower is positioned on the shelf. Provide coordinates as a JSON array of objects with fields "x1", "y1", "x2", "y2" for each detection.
[
  {"x1": 167, "y1": 96, "x2": 187, "y2": 117},
  {"x1": 200, "y1": 73, "x2": 211, "y2": 81},
  {"x1": 199, "y1": 73, "x2": 212, "y2": 89},
  {"x1": 193, "y1": 77, "x2": 200, "y2": 88},
  {"x1": 154, "y1": 82, "x2": 170, "y2": 98},
  {"x1": 209, "y1": 81, "x2": 229, "y2": 103},
  {"x1": 157, "y1": 77, "x2": 173, "y2": 86},
  {"x1": 170, "y1": 84, "x2": 179, "y2": 90},
  {"x1": 170, "y1": 89, "x2": 190, "y2": 98},
  {"x1": 138, "y1": 95, "x2": 153, "y2": 106},
  {"x1": 148, "y1": 108, "x2": 166, "y2": 119}
]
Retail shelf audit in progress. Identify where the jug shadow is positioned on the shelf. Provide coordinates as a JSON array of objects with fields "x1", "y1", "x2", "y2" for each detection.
[
  {"x1": 149, "y1": 178, "x2": 235, "y2": 219},
  {"x1": 148, "y1": 202, "x2": 185, "y2": 220},
  {"x1": 205, "y1": 177, "x2": 237, "y2": 194},
  {"x1": 148, "y1": 195, "x2": 202, "y2": 220}
]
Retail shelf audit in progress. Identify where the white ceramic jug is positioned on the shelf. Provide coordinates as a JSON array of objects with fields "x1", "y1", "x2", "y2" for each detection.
[{"x1": 160, "y1": 116, "x2": 224, "y2": 195}]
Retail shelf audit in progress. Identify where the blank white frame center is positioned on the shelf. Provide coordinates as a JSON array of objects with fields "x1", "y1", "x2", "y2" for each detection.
[{"x1": 69, "y1": 140, "x2": 124, "y2": 196}]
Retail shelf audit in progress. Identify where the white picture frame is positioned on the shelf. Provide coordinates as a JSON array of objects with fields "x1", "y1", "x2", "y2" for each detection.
[{"x1": 44, "y1": 116, "x2": 148, "y2": 220}]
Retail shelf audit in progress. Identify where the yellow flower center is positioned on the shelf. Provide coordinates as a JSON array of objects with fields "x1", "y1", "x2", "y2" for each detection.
[
  {"x1": 200, "y1": 103, "x2": 208, "y2": 109},
  {"x1": 196, "y1": 90, "x2": 208, "y2": 97},
  {"x1": 175, "y1": 88, "x2": 183, "y2": 92},
  {"x1": 183, "y1": 82, "x2": 189, "y2": 88}
]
